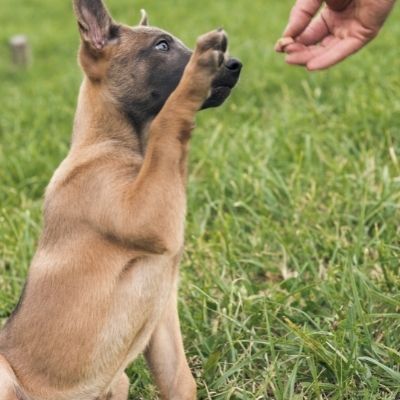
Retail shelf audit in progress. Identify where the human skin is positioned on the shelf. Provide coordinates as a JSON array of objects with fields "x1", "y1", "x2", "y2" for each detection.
[{"x1": 275, "y1": 0, "x2": 396, "y2": 70}]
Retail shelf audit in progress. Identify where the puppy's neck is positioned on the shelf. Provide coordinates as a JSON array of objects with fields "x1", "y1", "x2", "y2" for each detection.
[{"x1": 71, "y1": 78, "x2": 146, "y2": 154}]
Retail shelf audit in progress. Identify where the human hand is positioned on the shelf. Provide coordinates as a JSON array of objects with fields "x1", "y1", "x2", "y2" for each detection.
[{"x1": 275, "y1": 0, "x2": 396, "y2": 70}]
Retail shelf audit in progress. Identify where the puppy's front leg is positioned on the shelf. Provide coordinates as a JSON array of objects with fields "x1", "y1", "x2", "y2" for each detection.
[
  {"x1": 140, "y1": 28, "x2": 228, "y2": 180},
  {"x1": 145, "y1": 292, "x2": 196, "y2": 400}
]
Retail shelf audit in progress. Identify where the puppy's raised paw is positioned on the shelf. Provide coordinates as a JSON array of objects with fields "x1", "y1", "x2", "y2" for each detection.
[{"x1": 194, "y1": 29, "x2": 228, "y2": 73}]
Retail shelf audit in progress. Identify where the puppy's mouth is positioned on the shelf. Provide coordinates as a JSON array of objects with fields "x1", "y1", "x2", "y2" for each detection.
[
  {"x1": 201, "y1": 58, "x2": 242, "y2": 110},
  {"x1": 202, "y1": 86, "x2": 233, "y2": 109}
]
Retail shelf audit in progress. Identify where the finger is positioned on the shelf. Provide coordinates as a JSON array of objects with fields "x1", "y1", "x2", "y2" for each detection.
[
  {"x1": 307, "y1": 37, "x2": 365, "y2": 70},
  {"x1": 274, "y1": 37, "x2": 295, "y2": 52},
  {"x1": 284, "y1": 42, "x2": 308, "y2": 54},
  {"x1": 285, "y1": 46, "x2": 323, "y2": 66},
  {"x1": 283, "y1": 36, "x2": 335, "y2": 55},
  {"x1": 283, "y1": 0, "x2": 324, "y2": 39},
  {"x1": 285, "y1": 37, "x2": 339, "y2": 66},
  {"x1": 295, "y1": 14, "x2": 329, "y2": 45}
]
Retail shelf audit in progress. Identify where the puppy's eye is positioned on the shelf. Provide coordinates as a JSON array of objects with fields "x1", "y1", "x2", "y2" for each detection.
[{"x1": 155, "y1": 40, "x2": 169, "y2": 51}]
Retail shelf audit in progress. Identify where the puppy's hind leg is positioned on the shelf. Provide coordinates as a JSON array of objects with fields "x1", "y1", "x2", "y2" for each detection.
[
  {"x1": 0, "y1": 355, "x2": 24, "y2": 400},
  {"x1": 144, "y1": 292, "x2": 196, "y2": 400}
]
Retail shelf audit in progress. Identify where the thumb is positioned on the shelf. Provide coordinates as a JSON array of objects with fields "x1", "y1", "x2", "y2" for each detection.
[{"x1": 283, "y1": 0, "x2": 324, "y2": 38}]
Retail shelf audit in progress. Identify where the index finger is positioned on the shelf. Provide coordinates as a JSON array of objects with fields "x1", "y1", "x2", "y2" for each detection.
[{"x1": 283, "y1": 0, "x2": 323, "y2": 38}]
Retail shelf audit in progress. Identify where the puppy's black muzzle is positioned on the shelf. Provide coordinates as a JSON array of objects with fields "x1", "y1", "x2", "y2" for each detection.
[{"x1": 201, "y1": 57, "x2": 242, "y2": 109}]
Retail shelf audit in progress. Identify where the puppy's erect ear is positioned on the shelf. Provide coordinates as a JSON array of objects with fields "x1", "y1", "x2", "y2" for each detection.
[
  {"x1": 139, "y1": 9, "x2": 149, "y2": 26},
  {"x1": 73, "y1": 0, "x2": 119, "y2": 50}
]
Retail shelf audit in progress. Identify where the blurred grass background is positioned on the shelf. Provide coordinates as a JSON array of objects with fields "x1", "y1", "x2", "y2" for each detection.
[{"x1": 1, "y1": 0, "x2": 400, "y2": 399}]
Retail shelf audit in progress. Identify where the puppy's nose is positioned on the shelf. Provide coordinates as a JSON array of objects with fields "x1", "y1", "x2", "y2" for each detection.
[{"x1": 225, "y1": 58, "x2": 242, "y2": 72}]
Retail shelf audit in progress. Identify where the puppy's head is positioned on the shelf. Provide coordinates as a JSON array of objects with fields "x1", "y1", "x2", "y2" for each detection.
[{"x1": 73, "y1": 0, "x2": 242, "y2": 130}]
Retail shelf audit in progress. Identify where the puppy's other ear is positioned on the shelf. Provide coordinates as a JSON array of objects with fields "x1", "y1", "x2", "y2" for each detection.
[
  {"x1": 139, "y1": 9, "x2": 149, "y2": 26},
  {"x1": 73, "y1": 0, "x2": 119, "y2": 51}
]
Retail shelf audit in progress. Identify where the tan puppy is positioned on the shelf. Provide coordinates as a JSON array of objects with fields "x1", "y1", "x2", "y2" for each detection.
[{"x1": 0, "y1": 0, "x2": 241, "y2": 399}]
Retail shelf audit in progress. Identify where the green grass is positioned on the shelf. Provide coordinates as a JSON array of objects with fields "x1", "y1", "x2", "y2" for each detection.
[{"x1": 1, "y1": 0, "x2": 400, "y2": 399}]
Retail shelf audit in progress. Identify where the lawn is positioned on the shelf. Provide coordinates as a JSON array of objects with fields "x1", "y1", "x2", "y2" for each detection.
[{"x1": 1, "y1": 0, "x2": 400, "y2": 399}]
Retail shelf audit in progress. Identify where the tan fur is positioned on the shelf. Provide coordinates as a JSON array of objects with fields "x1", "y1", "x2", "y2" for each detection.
[{"x1": 0, "y1": 7, "x2": 229, "y2": 400}]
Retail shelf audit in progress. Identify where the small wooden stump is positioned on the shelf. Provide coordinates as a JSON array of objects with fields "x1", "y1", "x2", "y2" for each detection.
[{"x1": 9, "y1": 35, "x2": 31, "y2": 68}]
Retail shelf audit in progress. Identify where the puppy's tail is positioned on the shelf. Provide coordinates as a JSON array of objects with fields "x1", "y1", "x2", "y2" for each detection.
[{"x1": 0, "y1": 354, "x2": 28, "y2": 400}]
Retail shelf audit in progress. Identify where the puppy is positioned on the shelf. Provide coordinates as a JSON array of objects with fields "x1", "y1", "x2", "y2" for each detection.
[{"x1": 0, "y1": 1, "x2": 241, "y2": 399}]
